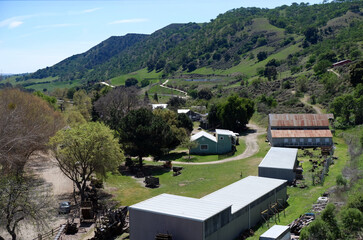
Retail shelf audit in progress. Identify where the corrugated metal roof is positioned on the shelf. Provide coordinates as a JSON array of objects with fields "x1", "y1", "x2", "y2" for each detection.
[
  {"x1": 270, "y1": 129, "x2": 333, "y2": 138},
  {"x1": 259, "y1": 147, "x2": 297, "y2": 170},
  {"x1": 129, "y1": 193, "x2": 231, "y2": 221},
  {"x1": 152, "y1": 104, "x2": 168, "y2": 109},
  {"x1": 201, "y1": 176, "x2": 287, "y2": 214},
  {"x1": 177, "y1": 109, "x2": 190, "y2": 114},
  {"x1": 216, "y1": 129, "x2": 237, "y2": 136},
  {"x1": 260, "y1": 225, "x2": 290, "y2": 238},
  {"x1": 269, "y1": 114, "x2": 332, "y2": 127},
  {"x1": 191, "y1": 131, "x2": 217, "y2": 142}
]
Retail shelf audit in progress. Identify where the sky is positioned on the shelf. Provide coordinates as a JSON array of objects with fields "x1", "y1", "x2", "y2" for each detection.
[{"x1": 0, "y1": 0, "x2": 325, "y2": 74}]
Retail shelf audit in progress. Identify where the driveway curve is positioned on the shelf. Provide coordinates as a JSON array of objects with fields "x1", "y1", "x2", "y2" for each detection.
[{"x1": 170, "y1": 123, "x2": 266, "y2": 165}]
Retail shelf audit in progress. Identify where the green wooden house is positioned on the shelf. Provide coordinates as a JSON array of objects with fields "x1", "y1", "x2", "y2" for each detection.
[{"x1": 190, "y1": 129, "x2": 238, "y2": 155}]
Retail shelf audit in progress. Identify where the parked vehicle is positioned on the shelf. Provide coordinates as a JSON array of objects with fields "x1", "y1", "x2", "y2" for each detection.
[{"x1": 59, "y1": 201, "x2": 71, "y2": 214}]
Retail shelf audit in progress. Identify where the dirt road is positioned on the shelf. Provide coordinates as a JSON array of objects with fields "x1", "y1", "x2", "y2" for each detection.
[
  {"x1": 171, "y1": 123, "x2": 266, "y2": 165},
  {"x1": 300, "y1": 94, "x2": 323, "y2": 114}
]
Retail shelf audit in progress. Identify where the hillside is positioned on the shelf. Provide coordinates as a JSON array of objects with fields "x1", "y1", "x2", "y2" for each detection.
[{"x1": 4, "y1": 0, "x2": 362, "y2": 95}]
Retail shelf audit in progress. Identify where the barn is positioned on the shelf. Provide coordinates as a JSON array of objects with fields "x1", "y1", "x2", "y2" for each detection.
[
  {"x1": 267, "y1": 114, "x2": 334, "y2": 147},
  {"x1": 258, "y1": 147, "x2": 298, "y2": 183},
  {"x1": 129, "y1": 176, "x2": 287, "y2": 240}
]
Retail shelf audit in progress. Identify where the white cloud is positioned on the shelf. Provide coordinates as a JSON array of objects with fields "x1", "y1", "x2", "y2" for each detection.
[
  {"x1": 34, "y1": 23, "x2": 78, "y2": 29},
  {"x1": 69, "y1": 8, "x2": 102, "y2": 15},
  {"x1": 8, "y1": 21, "x2": 23, "y2": 29},
  {"x1": 109, "y1": 18, "x2": 149, "y2": 24}
]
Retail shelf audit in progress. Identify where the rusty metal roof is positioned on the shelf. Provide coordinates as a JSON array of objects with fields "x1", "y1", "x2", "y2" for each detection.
[
  {"x1": 271, "y1": 129, "x2": 333, "y2": 138},
  {"x1": 269, "y1": 114, "x2": 333, "y2": 127}
]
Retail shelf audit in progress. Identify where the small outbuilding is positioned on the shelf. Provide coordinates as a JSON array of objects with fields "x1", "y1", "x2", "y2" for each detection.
[
  {"x1": 259, "y1": 225, "x2": 291, "y2": 240},
  {"x1": 152, "y1": 104, "x2": 168, "y2": 110},
  {"x1": 190, "y1": 129, "x2": 238, "y2": 155},
  {"x1": 129, "y1": 176, "x2": 287, "y2": 240},
  {"x1": 258, "y1": 147, "x2": 298, "y2": 183}
]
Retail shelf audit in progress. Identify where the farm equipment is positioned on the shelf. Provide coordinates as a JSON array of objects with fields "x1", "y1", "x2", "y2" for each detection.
[{"x1": 80, "y1": 201, "x2": 95, "y2": 223}]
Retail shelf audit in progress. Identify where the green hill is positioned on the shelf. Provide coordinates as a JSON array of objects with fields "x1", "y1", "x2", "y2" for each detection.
[{"x1": 4, "y1": 0, "x2": 362, "y2": 92}]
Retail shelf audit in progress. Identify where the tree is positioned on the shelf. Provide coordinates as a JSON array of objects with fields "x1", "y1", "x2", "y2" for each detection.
[
  {"x1": 197, "y1": 88, "x2": 212, "y2": 100},
  {"x1": 208, "y1": 104, "x2": 221, "y2": 128},
  {"x1": 340, "y1": 208, "x2": 363, "y2": 232},
  {"x1": 73, "y1": 89, "x2": 92, "y2": 120},
  {"x1": 125, "y1": 78, "x2": 138, "y2": 87},
  {"x1": 167, "y1": 97, "x2": 186, "y2": 111},
  {"x1": 94, "y1": 86, "x2": 142, "y2": 131},
  {"x1": 181, "y1": 139, "x2": 198, "y2": 161},
  {"x1": 304, "y1": 26, "x2": 319, "y2": 44},
  {"x1": 118, "y1": 108, "x2": 179, "y2": 167},
  {"x1": 336, "y1": 174, "x2": 347, "y2": 188},
  {"x1": 321, "y1": 203, "x2": 340, "y2": 238},
  {"x1": 264, "y1": 66, "x2": 277, "y2": 80},
  {"x1": 300, "y1": 219, "x2": 334, "y2": 240},
  {"x1": 0, "y1": 89, "x2": 64, "y2": 173},
  {"x1": 217, "y1": 95, "x2": 255, "y2": 132},
  {"x1": 349, "y1": 60, "x2": 363, "y2": 86},
  {"x1": 153, "y1": 92, "x2": 159, "y2": 102},
  {"x1": 313, "y1": 60, "x2": 331, "y2": 75},
  {"x1": 0, "y1": 175, "x2": 52, "y2": 240},
  {"x1": 330, "y1": 94, "x2": 355, "y2": 124},
  {"x1": 177, "y1": 113, "x2": 193, "y2": 133},
  {"x1": 49, "y1": 122, "x2": 124, "y2": 201},
  {"x1": 257, "y1": 51, "x2": 267, "y2": 61}
]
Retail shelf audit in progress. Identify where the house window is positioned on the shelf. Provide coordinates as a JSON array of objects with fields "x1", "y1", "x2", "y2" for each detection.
[
  {"x1": 316, "y1": 138, "x2": 320, "y2": 143},
  {"x1": 308, "y1": 138, "x2": 312, "y2": 142},
  {"x1": 325, "y1": 138, "x2": 330, "y2": 143},
  {"x1": 200, "y1": 144, "x2": 208, "y2": 150},
  {"x1": 220, "y1": 136, "x2": 224, "y2": 140},
  {"x1": 292, "y1": 138, "x2": 296, "y2": 143},
  {"x1": 300, "y1": 138, "x2": 304, "y2": 143},
  {"x1": 284, "y1": 139, "x2": 288, "y2": 143}
]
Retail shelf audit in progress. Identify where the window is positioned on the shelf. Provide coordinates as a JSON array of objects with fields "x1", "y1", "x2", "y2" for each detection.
[
  {"x1": 220, "y1": 136, "x2": 224, "y2": 140},
  {"x1": 284, "y1": 138, "x2": 288, "y2": 143},
  {"x1": 300, "y1": 138, "x2": 304, "y2": 143},
  {"x1": 325, "y1": 138, "x2": 330, "y2": 143},
  {"x1": 308, "y1": 138, "x2": 312, "y2": 142},
  {"x1": 316, "y1": 138, "x2": 320, "y2": 143},
  {"x1": 200, "y1": 144, "x2": 208, "y2": 150},
  {"x1": 292, "y1": 138, "x2": 296, "y2": 143}
]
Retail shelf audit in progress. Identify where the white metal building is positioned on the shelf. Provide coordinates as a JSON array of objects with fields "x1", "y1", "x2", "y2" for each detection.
[
  {"x1": 129, "y1": 176, "x2": 287, "y2": 240},
  {"x1": 260, "y1": 225, "x2": 291, "y2": 240},
  {"x1": 258, "y1": 147, "x2": 298, "y2": 183}
]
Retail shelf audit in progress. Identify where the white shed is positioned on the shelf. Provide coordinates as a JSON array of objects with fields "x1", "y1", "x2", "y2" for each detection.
[
  {"x1": 258, "y1": 147, "x2": 298, "y2": 183},
  {"x1": 260, "y1": 225, "x2": 291, "y2": 240}
]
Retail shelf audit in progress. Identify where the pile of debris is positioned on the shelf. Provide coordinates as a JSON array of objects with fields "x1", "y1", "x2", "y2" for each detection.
[
  {"x1": 312, "y1": 197, "x2": 329, "y2": 212},
  {"x1": 289, "y1": 213, "x2": 315, "y2": 235},
  {"x1": 91, "y1": 207, "x2": 129, "y2": 240},
  {"x1": 144, "y1": 176, "x2": 160, "y2": 188},
  {"x1": 173, "y1": 166, "x2": 183, "y2": 176}
]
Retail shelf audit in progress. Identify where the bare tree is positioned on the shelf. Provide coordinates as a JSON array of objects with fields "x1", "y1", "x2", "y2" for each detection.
[
  {"x1": 94, "y1": 86, "x2": 144, "y2": 130},
  {"x1": 0, "y1": 88, "x2": 64, "y2": 173},
  {"x1": 0, "y1": 175, "x2": 53, "y2": 240}
]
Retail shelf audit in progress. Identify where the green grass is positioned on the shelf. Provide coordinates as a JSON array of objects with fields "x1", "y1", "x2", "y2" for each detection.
[
  {"x1": 248, "y1": 135, "x2": 350, "y2": 239},
  {"x1": 104, "y1": 134, "x2": 268, "y2": 206},
  {"x1": 162, "y1": 137, "x2": 246, "y2": 163},
  {"x1": 26, "y1": 79, "x2": 81, "y2": 92},
  {"x1": 110, "y1": 68, "x2": 162, "y2": 86},
  {"x1": 147, "y1": 84, "x2": 185, "y2": 96}
]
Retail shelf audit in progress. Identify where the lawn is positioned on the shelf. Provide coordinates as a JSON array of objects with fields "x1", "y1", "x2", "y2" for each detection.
[
  {"x1": 110, "y1": 68, "x2": 162, "y2": 86},
  {"x1": 162, "y1": 137, "x2": 247, "y2": 163},
  {"x1": 104, "y1": 134, "x2": 268, "y2": 206},
  {"x1": 147, "y1": 84, "x2": 186, "y2": 96}
]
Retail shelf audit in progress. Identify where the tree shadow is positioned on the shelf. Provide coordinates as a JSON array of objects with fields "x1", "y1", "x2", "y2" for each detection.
[
  {"x1": 161, "y1": 152, "x2": 187, "y2": 161},
  {"x1": 238, "y1": 127, "x2": 257, "y2": 136}
]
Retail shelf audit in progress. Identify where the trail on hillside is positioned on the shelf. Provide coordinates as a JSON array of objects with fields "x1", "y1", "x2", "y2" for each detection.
[
  {"x1": 167, "y1": 123, "x2": 266, "y2": 165},
  {"x1": 160, "y1": 79, "x2": 188, "y2": 98},
  {"x1": 327, "y1": 68, "x2": 341, "y2": 78},
  {"x1": 300, "y1": 94, "x2": 323, "y2": 114}
]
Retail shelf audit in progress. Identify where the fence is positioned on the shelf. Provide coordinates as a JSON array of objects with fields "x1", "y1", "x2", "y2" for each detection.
[{"x1": 32, "y1": 224, "x2": 66, "y2": 240}]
